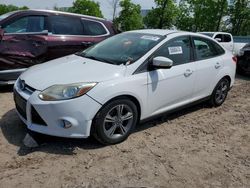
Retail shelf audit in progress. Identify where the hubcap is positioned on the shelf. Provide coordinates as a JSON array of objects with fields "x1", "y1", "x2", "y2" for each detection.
[
  {"x1": 215, "y1": 81, "x2": 228, "y2": 104},
  {"x1": 103, "y1": 104, "x2": 134, "y2": 139}
]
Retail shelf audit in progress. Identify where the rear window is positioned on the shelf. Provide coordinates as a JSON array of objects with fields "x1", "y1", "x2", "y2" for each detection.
[
  {"x1": 50, "y1": 15, "x2": 83, "y2": 35},
  {"x1": 82, "y1": 19, "x2": 107, "y2": 36}
]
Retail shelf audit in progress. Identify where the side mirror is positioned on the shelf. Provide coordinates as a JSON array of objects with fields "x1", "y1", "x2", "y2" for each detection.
[
  {"x1": 152, "y1": 56, "x2": 173, "y2": 69},
  {"x1": 215, "y1": 38, "x2": 222, "y2": 42},
  {"x1": 0, "y1": 28, "x2": 4, "y2": 40}
]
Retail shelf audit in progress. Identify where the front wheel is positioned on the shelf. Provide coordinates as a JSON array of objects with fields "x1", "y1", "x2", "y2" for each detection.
[
  {"x1": 92, "y1": 98, "x2": 138, "y2": 145},
  {"x1": 209, "y1": 78, "x2": 230, "y2": 107}
]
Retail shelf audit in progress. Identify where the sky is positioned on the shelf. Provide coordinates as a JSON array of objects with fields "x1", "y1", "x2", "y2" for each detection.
[{"x1": 1, "y1": 0, "x2": 156, "y2": 20}]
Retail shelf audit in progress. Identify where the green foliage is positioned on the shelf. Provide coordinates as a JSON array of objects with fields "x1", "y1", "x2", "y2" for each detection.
[
  {"x1": 175, "y1": 0, "x2": 194, "y2": 31},
  {"x1": 114, "y1": 0, "x2": 143, "y2": 31},
  {"x1": 229, "y1": 0, "x2": 250, "y2": 35},
  {"x1": 0, "y1": 4, "x2": 28, "y2": 15},
  {"x1": 144, "y1": 0, "x2": 178, "y2": 29},
  {"x1": 68, "y1": 0, "x2": 103, "y2": 18},
  {"x1": 176, "y1": 0, "x2": 228, "y2": 32}
]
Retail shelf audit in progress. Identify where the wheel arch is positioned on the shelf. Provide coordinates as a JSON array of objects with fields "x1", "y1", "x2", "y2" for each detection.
[
  {"x1": 223, "y1": 75, "x2": 231, "y2": 86},
  {"x1": 100, "y1": 95, "x2": 141, "y2": 123},
  {"x1": 90, "y1": 94, "x2": 142, "y2": 135}
]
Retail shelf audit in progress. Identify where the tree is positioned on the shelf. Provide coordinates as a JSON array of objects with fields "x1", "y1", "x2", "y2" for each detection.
[
  {"x1": 68, "y1": 0, "x2": 103, "y2": 18},
  {"x1": 108, "y1": 0, "x2": 120, "y2": 21},
  {"x1": 175, "y1": 0, "x2": 228, "y2": 32},
  {"x1": 144, "y1": 0, "x2": 179, "y2": 29},
  {"x1": 229, "y1": 0, "x2": 250, "y2": 35},
  {"x1": 0, "y1": 4, "x2": 28, "y2": 16},
  {"x1": 175, "y1": 0, "x2": 194, "y2": 31},
  {"x1": 114, "y1": 0, "x2": 143, "y2": 31}
]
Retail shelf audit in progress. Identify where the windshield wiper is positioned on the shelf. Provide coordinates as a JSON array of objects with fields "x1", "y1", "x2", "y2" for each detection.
[
  {"x1": 75, "y1": 52, "x2": 85, "y2": 57},
  {"x1": 85, "y1": 55, "x2": 117, "y2": 65}
]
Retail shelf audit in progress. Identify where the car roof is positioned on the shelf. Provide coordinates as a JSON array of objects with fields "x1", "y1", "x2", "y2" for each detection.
[
  {"x1": 129, "y1": 29, "x2": 179, "y2": 36},
  {"x1": 15, "y1": 9, "x2": 106, "y2": 21},
  {"x1": 200, "y1": 32, "x2": 232, "y2": 35},
  {"x1": 129, "y1": 29, "x2": 209, "y2": 38}
]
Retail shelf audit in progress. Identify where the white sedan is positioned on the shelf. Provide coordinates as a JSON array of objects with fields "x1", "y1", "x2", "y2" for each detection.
[{"x1": 14, "y1": 30, "x2": 236, "y2": 144}]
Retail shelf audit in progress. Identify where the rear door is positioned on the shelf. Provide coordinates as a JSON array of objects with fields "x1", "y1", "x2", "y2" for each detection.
[
  {"x1": 192, "y1": 36, "x2": 225, "y2": 99},
  {"x1": 0, "y1": 14, "x2": 48, "y2": 70},
  {"x1": 46, "y1": 15, "x2": 110, "y2": 60}
]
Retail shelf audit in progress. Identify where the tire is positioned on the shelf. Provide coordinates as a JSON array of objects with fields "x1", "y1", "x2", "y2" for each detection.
[
  {"x1": 209, "y1": 78, "x2": 230, "y2": 107},
  {"x1": 92, "y1": 98, "x2": 138, "y2": 145}
]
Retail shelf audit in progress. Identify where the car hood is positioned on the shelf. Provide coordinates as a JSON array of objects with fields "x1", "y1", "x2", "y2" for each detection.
[{"x1": 20, "y1": 54, "x2": 126, "y2": 91}]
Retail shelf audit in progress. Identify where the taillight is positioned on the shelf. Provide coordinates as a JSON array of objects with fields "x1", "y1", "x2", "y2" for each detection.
[{"x1": 232, "y1": 56, "x2": 237, "y2": 64}]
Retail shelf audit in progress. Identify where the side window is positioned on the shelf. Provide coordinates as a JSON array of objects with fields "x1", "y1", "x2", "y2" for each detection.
[
  {"x1": 214, "y1": 34, "x2": 223, "y2": 42},
  {"x1": 82, "y1": 19, "x2": 107, "y2": 36},
  {"x1": 153, "y1": 36, "x2": 191, "y2": 66},
  {"x1": 3, "y1": 16, "x2": 45, "y2": 33},
  {"x1": 223, "y1": 34, "x2": 232, "y2": 42},
  {"x1": 193, "y1": 37, "x2": 224, "y2": 60},
  {"x1": 50, "y1": 16, "x2": 83, "y2": 35}
]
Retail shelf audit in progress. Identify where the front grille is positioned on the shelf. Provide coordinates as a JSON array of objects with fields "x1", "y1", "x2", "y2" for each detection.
[
  {"x1": 17, "y1": 79, "x2": 36, "y2": 94},
  {"x1": 14, "y1": 90, "x2": 27, "y2": 119},
  {"x1": 24, "y1": 84, "x2": 36, "y2": 94},
  {"x1": 31, "y1": 106, "x2": 47, "y2": 126}
]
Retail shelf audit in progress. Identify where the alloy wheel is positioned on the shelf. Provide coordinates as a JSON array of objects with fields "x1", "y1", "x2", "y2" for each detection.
[{"x1": 103, "y1": 104, "x2": 134, "y2": 139}]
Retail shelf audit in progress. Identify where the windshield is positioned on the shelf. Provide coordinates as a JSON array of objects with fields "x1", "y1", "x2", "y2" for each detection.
[
  {"x1": 200, "y1": 33, "x2": 214, "y2": 38},
  {"x1": 0, "y1": 11, "x2": 17, "y2": 22},
  {"x1": 77, "y1": 32, "x2": 164, "y2": 65}
]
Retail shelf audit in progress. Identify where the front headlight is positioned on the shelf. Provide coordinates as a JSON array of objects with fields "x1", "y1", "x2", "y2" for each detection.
[{"x1": 38, "y1": 82, "x2": 97, "y2": 101}]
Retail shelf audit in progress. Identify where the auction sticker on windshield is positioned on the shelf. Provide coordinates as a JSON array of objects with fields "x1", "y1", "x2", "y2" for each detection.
[{"x1": 141, "y1": 35, "x2": 160, "y2": 41}]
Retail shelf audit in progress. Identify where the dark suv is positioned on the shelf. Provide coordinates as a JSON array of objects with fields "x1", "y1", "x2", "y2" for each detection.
[
  {"x1": 237, "y1": 43, "x2": 250, "y2": 76},
  {"x1": 0, "y1": 10, "x2": 117, "y2": 84}
]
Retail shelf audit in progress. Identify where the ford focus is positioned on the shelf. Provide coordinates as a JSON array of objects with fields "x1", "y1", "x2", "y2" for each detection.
[{"x1": 14, "y1": 30, "x2": 236, "y2": 145}]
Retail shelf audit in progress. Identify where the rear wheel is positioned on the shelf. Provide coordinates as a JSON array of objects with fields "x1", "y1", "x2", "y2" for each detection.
[
  {"x1": 209, "y1": 78, "x2": 230, "y2": 107},
  {"x1": 92, "y1": 98, "x2": 138, "y2": 145}
]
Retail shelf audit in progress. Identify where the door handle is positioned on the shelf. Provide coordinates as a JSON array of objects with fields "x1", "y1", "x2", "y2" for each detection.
[
  {"x1": 215, "y1": 62, "x2": 221, "y2": 69},
  {"x1": 81, "y1": 41, "x2": 93, "y2": 46},
  {"x1": 32, "y1": 42, "x2": 41, "y2": 47},
  {"x1": 184, "y1": 69, "x2": 193, "y2": 77}
]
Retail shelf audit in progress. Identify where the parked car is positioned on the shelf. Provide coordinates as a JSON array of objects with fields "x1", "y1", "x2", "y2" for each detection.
[
  {"x1": 237, "y1": 43, "x2": 250, "y2": 75},
  {"x1": 200, "y1": 32, "x2": 249, "y2": 56},
  {"x1": 0, "y1": 9, "x2": 117, "y2": 85},
  {"x1": 14, "y1": 29, "x2": 236, "y2": 145},
  {"x1": 200, "y1": 32, "x2": 250, "y2": 75},
  {"x1": 200, "y1": 32, "x2": 234, "y2": 52}
]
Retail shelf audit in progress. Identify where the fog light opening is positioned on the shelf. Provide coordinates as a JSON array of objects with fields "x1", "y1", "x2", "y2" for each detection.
[{"x1": 62, "y1": 120, "x2": 72, "y2": 129}]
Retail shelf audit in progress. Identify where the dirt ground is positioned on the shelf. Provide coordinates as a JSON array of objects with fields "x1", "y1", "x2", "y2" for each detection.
[{"x1": 0, "y1": 76, "x2": 249, "y2": 188}]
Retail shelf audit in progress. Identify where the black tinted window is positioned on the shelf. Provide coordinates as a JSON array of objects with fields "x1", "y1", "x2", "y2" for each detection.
[
  {"x1": 153, "y1": 36, "x2": 191, "y2": 66},
  {"x1": 224, "y1": 34, "x2": 232, "y2": 42},
  {"x1": 82, "y1": 19, "x2": 107, "y2": 35},
  {"x1": 193, "y1": 37, "x2": 224, "y2": 60},
  {"x1": 50, "y1": 16, "x2": 83, "y2": 35},
  {"x1": 214, "y1": 34, "x2": 223, "y2": 42},
  {"x1": 3, "y1": 16, "x2": 45, "y2": 33}
]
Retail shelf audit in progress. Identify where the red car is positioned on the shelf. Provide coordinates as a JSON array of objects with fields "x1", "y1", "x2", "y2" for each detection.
[{"x1": 0, "y1": 10, "x2": 117, "y2": 85}]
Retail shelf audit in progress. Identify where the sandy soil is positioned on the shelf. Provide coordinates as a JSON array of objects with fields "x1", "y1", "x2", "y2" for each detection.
[{"x1": 0, "y1": 76, "x2": 249, "y2": 188}]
